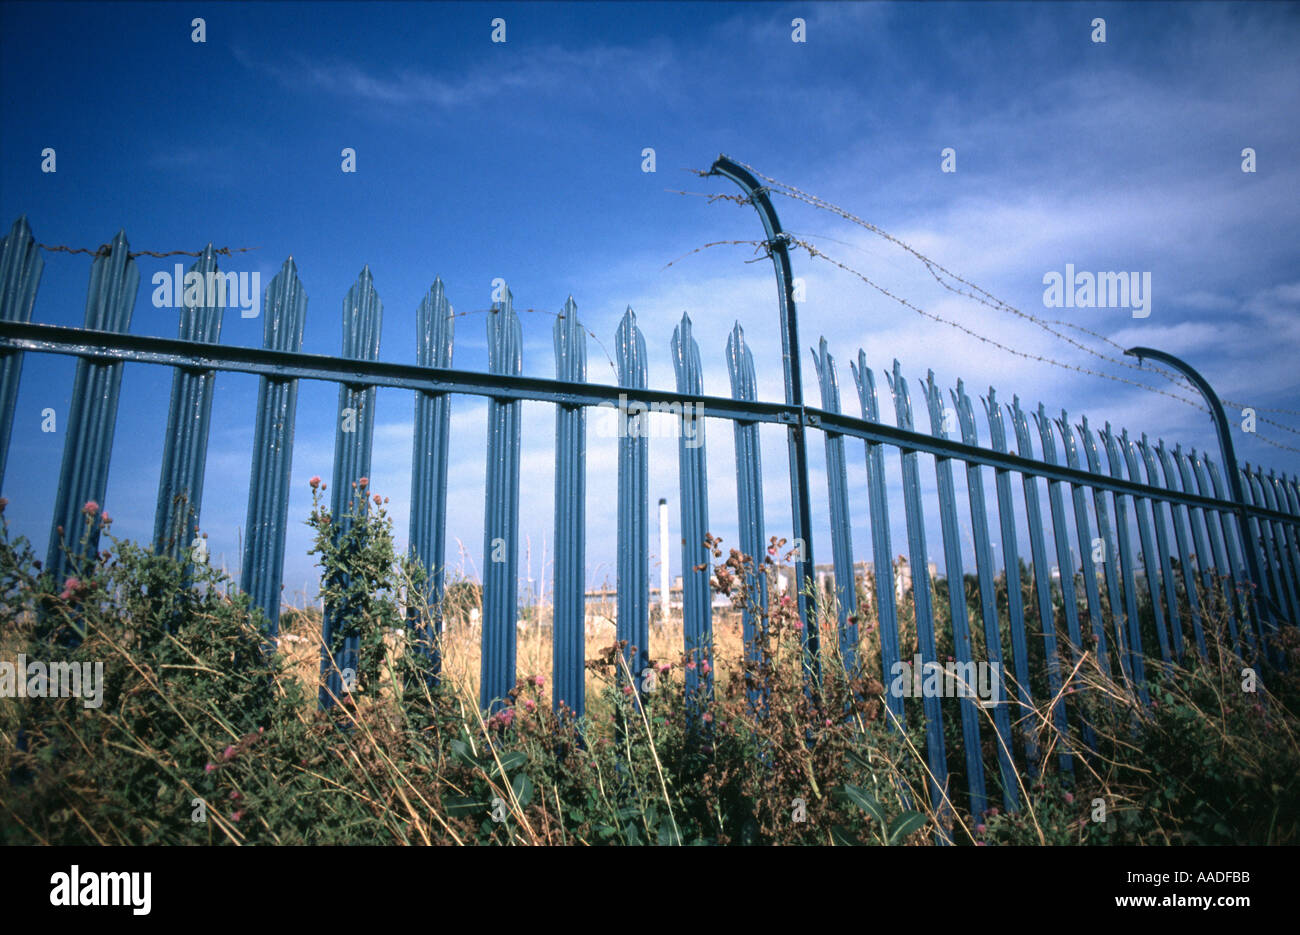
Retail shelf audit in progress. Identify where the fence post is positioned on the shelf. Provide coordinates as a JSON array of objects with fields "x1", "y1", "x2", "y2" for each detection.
[
  {"x1": 409, "y1": 278, "x2": 454, "y2": 683},
  {"x1": 953, "y1": 379, "x2": 1018, "y2": 811},
  {"x1": 708, "y1": 156, "x2": 818, "y2": 678},
  {"x1": 320, "y1": 267, "x2": 383, "y2": 708},
  {"x1": 850, "y1": 354, "x2": 905, "y2": 730},
  {"x1": 983, "y1": 388, "x2": 1040, "y2": 775},
  {"x1": 0, "y1": 217, "x2": 43, "y2": 492},
  {"x1": 885, "y1": 360, "x2": 952, "y2": 837},
  {"x1": 616, "y1": 308, "x2": 650, "y2": 694},
  {"x1": 1010, "y1": 397, "x2": 1073, "y2": 775},
  {"x1": 672, "y1": 313, "x2": 712, "y2": 704},
  {"x1": 481, "y1": 287, "x2": 522, "y2": 711},
  {"x1": 923, "y1": 371, "x2": 988, "y2": 817},
  {"x1": 242, "y1": 259, "x2": 307, "y2": 635},
  {"x1": 811, "y1": 338, "x2": 858, "y2": 674},
  {"x1": 727, "y1": 323, "x2": 767, "y2": 709},
  {"x1": 553, "y1": 296, "x2": 586, "y2": 717},
  {"x1": 46, "y1": 231, "x2": 138, "y2": 615},
  {"x1": 1155, "y1": 440, "x2": 1207, "y2": 659},
  {"x1": 1138, "y1": 436, "x2": 1187, "y2": 659},
  {"x1": 153, "y1": 246, "x2": 223, "y2": 564}
]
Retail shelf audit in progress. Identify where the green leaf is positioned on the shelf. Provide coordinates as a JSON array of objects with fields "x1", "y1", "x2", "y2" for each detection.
[
  {"x1": 657, "y1": 819, "x2": 682, "y2": 846},
  {"x1": 830, "y1": 824, "x2": 862, "y2": 846},
  {"x1": 887, "y1": 811, "x2": 927, "y2": 845},
  {"x1": 492, "y1": 751, "x2": 527, "y2": 779},
  {"x1": 444, "y1": 796, "x2": 488, "y2": 818},
  {"x1": 449, "y1": 739, "x2": 479, "y2": 768},
  {"x1": 841, "y1": 784, "x2": 885, "y2": 826},
  {"x1": 511, "y1": 771, "x2": 534, "y2": 808}
]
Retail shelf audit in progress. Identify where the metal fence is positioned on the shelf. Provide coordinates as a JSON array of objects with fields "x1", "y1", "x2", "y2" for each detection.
[{"x1": 2, "y1": 157, "x2": 1298, "y2": 826}]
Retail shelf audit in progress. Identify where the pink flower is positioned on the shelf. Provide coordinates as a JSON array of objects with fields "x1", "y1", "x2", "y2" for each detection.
[
  {"x1": 534, "y1": 675, "x2": 544, "y2": 687},
  {"x1": 100, "y1": 512, "x2": 110, "y2": 524},
  {"x1": 623, "y1": 684, "x2": 633, "y2": 695},
  {"x1": 222, "y1": 745, "x2": 236, "y2": 761},
  {"x1": 825, "y1": 718, "x2": 833, "y2": 727},
  {"x1": 523, "y1": 698, "x2": 536, "y2": 712},
  {"x1": 700, "y1": 661, "x2": 712, "y2": 676},
  {"x1": 230, "y1": 811, "x2": 243, "y2": 822},
  {"x1": 59, "y1": 577, "x2": 82, "y2": 600},
  {"x1": 794, "y1": 621, "x2": 804, "y2": 630},
  {"x1": 373, "y1": 494, "x2": 382, "y2": 505},
  {"x1": 702, "y1": 712, "x2": 713, "y2": 723},
  {"x1": 1063, "y1": 791, "x2": 1074, "y2": 804},
  {"x1": 975, "y1": 823, "x2": 987, "y2": 834},
  {"x1": 82, "y1": 500, "x2": 99, "y2": 515},
  {"x1": 204, "y1": 762, "x2": 215, "y2": 773},
  {"x1": 499, "y1": 708, "x2": 514, "y2": 726},
  {"x1": 229, "y1": 790, "x2": 241, "y2": 801},
  {"x1": 309, "y1": 476, "x2": 321, "y2": 489},
  {"x1": 657, "y1": 663, "x2": 671, "y2": 674},
  {"x1": 686, "y1": 661, "x2": 696, "y2": 671},
  {"x1": 358, "y1": 477, "x2": 368, "y2": 488}
]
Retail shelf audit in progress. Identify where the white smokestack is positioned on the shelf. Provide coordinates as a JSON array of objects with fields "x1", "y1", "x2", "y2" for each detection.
[{"x1": 658, "y1": 498, "x2": 670, "y2": 626}]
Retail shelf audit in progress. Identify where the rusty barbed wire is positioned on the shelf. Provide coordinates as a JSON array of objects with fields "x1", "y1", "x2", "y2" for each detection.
[
  {"x1": 449, "y1": 305, "x2": 620, "y2": 379},
  {"x1": 729, "y1": 159, "x2": 1300, "y2": 422},
  {"x1": 37, "y1": 242, "x2": 261, "y2": 260}
]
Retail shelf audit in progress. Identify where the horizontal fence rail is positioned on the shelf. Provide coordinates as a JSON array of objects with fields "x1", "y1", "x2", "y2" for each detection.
[{"x1": 2, "y1": 214, "x2": 1298, "y2": 830}]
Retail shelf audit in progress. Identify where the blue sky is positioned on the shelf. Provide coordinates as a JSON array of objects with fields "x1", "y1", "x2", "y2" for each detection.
[{"x1": 2, "y1": 1, "x2": 1298, "y2": 606}]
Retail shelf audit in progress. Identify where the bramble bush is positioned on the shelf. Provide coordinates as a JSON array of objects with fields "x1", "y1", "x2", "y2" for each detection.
[{"x1": 1, "y1": 488, "x2": 1297, "y2": 844}]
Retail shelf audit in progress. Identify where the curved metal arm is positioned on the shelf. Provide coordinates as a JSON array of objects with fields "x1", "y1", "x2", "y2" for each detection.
[
  {"x1": 1125, "y1": 345, "x2": 1281, "y2": 627},
  {"x1": 709, "y1": 154, "x2": 819, "y2": 678}
]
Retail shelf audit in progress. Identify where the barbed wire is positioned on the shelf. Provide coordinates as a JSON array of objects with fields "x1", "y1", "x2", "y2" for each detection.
[
  {"x1": 450, "y1": 305, "x2": 620, "y2": 380},
  {"x1": 725, "y1": 159, "x2": 1300, "y2": 423},
  {"x1": 671, "y1": 178, "x2": 1300, "y2": 455},
  {"x1": 37, "y1": 242, "x2": 261, "y2": 260}
]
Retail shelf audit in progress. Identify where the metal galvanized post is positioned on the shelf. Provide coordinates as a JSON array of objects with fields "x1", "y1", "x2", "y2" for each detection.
[
  {"x1": 1138, "y1": 436, "x2": 1186, "y2": 659},
  {"x1": 1033, "y1": 406, "x2": 1094, "y2": 698},
  {"x1": 409, "y1": 279, "x2": 454, "y2": 681},
  {"x1": 727, "y1": 323, "x2": 768, "y2": 708},
  {"x1": 953, "y1": 380, "x2": 1018, "y2": 811},
  {"x1": 1175, "y1": 447, "x2": 1223, "y2": 638},
  {"x1": 984, "y1": 388, "x2": 1039, "y2": 773},
  {"x1": 616, "y1": 308, "x2": 650, "y2": 693},
  {"x1": 320, "y1": 268, "x2": 383, "y2": 708},
  {"x1": 1081, "y1": 416, "x2": 1133, "y2": 686},
  {"x1": 0, "y1": 217, "x2": 43, "y2": 491},
  {"x1": 1056, "y1": 413, "x2": 1112, "y2": 678},
  {"x1": 1010, "y1": 397, "x2": 1073, "y2": 775},
  {"x1": 47, "y1": 231, "x2": 138, "y2": 605},
  {"x1": 1155, "y1": 441, "x2": 1207, "y2": 659},
  {"x1": 241, "y1": 259, "x2": 307, "y2": 634},
  {"x1": 553, "y1": 296, "x2": 586, "y2": 717},
  {"x1": 709, "y1": 157, "x2": 818, "y2": 674},
  {"x1": 153, "y1": 247, "x2": 223, "y2": 564},
  {"x1": 885, "y1": 360, "x2": 952, "y2": 834},
  {"x1": 1190, "y1": 452, "x2": 1244, "y2": 653},
  {"x1": 672, "y1": 313, "x2": 712, "y2": 702},
  {"x1": 850, "y1": 354, "x2": 905, "y2": 729},
  {"x1": 1207, "y1": 458, "x2": 1259, "y2": 654},
  {"x1": 1117, "y1": 430, "x2": 1173, "y2": 662},
  {"x1": 481, "y1": 288, "x2": 522, "y2": 711},
  {"x1": 811, "y1": 338, "x2": 858, "y2": 674},
  {"x1": 923, "y1": 371, "x2": 986, "y2": 818},
  {"x1": 1098, "y1": 423, "x2": 1150, "y2": 700}
]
